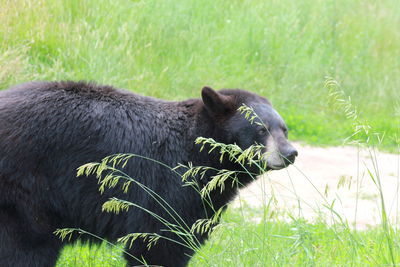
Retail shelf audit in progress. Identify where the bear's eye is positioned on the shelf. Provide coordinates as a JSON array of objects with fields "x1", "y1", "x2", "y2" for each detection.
[
  {"x1": 283, "y1": 127, "x2": 288, "y2": 137},
  {"x1": 258, "y1": 127, "x2": 268, "y2": 135}
]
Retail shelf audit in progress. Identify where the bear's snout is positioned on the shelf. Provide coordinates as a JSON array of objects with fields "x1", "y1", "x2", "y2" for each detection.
[{"x1": 281, "y1": 146, "x2": 298, "y2": 165}]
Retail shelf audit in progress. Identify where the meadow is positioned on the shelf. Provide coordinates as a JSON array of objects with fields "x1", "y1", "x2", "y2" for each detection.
[
  {"x1": 2, "y1": 0, "x2": 400, "y2": 148},
  {"x1": 1, "y1": 0, "x2": 400, "y2": 266}
]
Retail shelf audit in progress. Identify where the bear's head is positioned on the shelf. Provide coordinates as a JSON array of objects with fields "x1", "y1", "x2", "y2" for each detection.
[{"x1": 201, "y1": 86, "x2": 297, "y2": 171}]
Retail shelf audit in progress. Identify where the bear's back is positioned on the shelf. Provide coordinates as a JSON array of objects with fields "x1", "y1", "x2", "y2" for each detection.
[
  {"x1": 0, "y1": 81, "x2": 190, "y2": 176},
  {"x1": 0, "y1": 82, "x2": 161, "y2": 173},
  {"x1": 0, "y1": 81, "x2": 145, "y2": 106}
]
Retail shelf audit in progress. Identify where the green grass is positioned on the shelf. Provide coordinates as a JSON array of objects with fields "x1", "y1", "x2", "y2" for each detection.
[
  {"x1": 57, "y1": 207, "x2": 400, "y2": 267},
  {"x1": 192, "y1": 207, "x2": 400, "y2": 266},
  {"x1": 1, "y1": 0, "x2": 399, "y2": 148},
  {"x1": 57, "y1": 241, "x2": 126, "y2": 267}
]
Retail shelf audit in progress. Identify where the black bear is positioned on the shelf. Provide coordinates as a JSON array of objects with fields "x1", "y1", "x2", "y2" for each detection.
[{"x1": 0, "y1": 81, "x2": 297, "y2": 267}]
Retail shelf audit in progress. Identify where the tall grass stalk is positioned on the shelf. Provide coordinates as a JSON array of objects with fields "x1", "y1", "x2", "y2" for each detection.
[{"x1": 326, "y1": 78, "x2": 398, "y2": 265}]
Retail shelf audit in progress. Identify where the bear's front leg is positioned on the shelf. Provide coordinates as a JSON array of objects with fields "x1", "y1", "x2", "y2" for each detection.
[{"x1": 0, "y1": 207, "x2": 62, "y2": 267}]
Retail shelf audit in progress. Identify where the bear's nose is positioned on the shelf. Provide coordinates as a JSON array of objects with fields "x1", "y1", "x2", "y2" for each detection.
[
  {"x1": 288, "y1": 148, "x2": 298, "y2": 158},
  {"x1": 282, "y1": 147, "x2": 298, "y2": 164}
]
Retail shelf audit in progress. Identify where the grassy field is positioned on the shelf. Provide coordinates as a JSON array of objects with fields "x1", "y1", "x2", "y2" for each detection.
[
  {"x1": 58, "y1": 207, "x2": 400, "y2": 266},
  {"x1": 1, "y1": 0, "x2": 399, "y2": 148},
  {"x1": 1, "y1": 0, "x2": 400, "y2": 266}
]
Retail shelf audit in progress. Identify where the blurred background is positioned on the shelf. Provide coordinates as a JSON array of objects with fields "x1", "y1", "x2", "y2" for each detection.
[{"x1": 1, "y1": 0, "x2": 399, "y2": 149}]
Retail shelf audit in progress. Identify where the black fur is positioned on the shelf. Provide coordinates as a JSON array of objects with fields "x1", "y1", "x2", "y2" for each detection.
[{"x1": 0, "y1": 81, "x2": 295, "y2": 267}]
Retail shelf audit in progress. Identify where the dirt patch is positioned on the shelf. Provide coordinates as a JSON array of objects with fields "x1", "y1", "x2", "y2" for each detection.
[{"x1": 234, "y1": 142, "x2": 400, "y2": 229}]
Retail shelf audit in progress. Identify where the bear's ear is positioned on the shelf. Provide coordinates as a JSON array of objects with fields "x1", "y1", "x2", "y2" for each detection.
[{"x1": 201, "y1": 86, "x2": 234, "y2": 114}]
